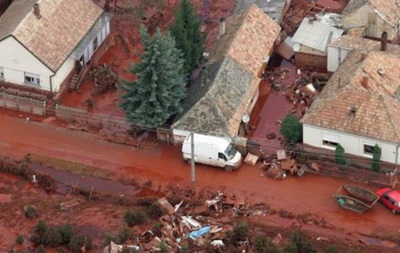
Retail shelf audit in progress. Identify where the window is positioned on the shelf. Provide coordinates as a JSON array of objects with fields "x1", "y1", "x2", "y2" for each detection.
[
  {"x1": 24, "y1": 72, "x2": 40, "y2": 85},
  {"x1": 0, "y1": 67, "x2": 3, "y2": 79},
  {"x1": 218, "y1": 152, "x2": 227, "y2": 161},
  {"x1": 363, "y1": 144, "x2": 374, "y2": 155},
  {"x1": 93, "y1": 37, "x2": 98, "y2": 51},
  {"x1": 322, "y1": 133, "x2": 339, "y2": 148}
]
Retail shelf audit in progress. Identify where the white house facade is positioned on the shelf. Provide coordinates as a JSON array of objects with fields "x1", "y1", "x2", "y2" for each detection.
[
  {"x1": 0, "y1": 0, "x2": 111, "y2": 92},
  {"x1": 303, "y1": 124, "x2": 400, "y2": 164}
]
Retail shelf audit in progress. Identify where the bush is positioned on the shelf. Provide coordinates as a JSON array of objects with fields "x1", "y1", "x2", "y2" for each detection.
[
  {"x1": 232, "y1": 222, "x2": 248, "y2": 242},
  {"x1": 58, "y1": 224, "x2": 74, "y2": 244},
  {"x1": 152, "y1": 223, "x2": 163, "y2": 237},
  {"x1": 335, "y1": 144, "x2": 346, "y2": 166},
  {"x1": 124, "y1": 209, "x2": 146, "y2": 226},
  {"x1": 34, "y1": 220, "x2": 48, "y2": 234},
  {"x1": 288, "y1": 231, "x2": 316, "y2": 253},
  {"x1": 148, "y1": 202, "x2": 165, "y2": 219},
  {"x1": 252, "y1": 234, "x2": 280, "y2": 253},
  {"x1": 280, "y1": 114, "x2": 303, "y2": 144},
  {"x1": 41, "y1": 227, "x2": 62, "y2": 247},
  {"x1": 24, "y1": 205, "x2": 39, "y2": 219},
  {"x1": 372, "y1": 144, "x2": 381, "y2": 172},
  {"x1": 324, "y1": 245, "x2": 339, "y2": 253},
  {"x1": 16, "y1": 234, "x2": 24, "y2": 245},
  {"x1": 68, "y1": 235, "x2": 92, "y2": 253},
  {"x1": 117, "y1": 227, "x2": 132, "y2": 244}
]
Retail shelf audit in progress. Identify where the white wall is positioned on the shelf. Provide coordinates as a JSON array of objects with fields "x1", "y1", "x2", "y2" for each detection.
[
  {"x1": 327, "y1": 46, "x2": 351, "y2": 72},
  {"x1": 303, "y1": 124, "x2": 400, "y2": 164},
  {"x1": 50, "y1": 57, "x2": 75, "y2": 92},
  {"x1": 0, "y1": 37, "x2": 53, "y2": 89},
  {"x1": 173, "y1": 129, "x2": 191, "y2": 144}
]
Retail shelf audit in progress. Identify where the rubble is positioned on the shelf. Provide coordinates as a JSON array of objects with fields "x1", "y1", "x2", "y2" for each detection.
[{"x1": 122, "y1": 191, "x2": 273, "y2": 252}]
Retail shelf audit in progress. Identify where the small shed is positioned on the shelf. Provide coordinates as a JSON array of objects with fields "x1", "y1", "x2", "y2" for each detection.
[{"x1": 292, "y1": 17, "x2": 344, "y2": 70}]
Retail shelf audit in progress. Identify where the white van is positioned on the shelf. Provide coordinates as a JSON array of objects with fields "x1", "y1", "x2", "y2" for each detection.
[{"x1": 182, "y1": 133, "x2": 242, "y2": 171}]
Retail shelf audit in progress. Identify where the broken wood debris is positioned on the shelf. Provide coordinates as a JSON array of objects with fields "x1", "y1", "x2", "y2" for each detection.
[
  {"x1": 127, "y1": 191, "x2": 270, "y2": 252},
  {"x1": 262, "y1": 151, "x2": 314, "y2": 179}
]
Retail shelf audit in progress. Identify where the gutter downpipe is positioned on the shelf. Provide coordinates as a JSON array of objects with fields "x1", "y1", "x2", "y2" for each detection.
[{"x1": 396, "y1": 143, "x2": 400, "y2": 169}]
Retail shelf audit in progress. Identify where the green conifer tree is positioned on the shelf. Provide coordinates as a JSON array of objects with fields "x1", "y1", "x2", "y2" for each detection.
[
  {"x1": 120, "y1": 25, "x2": 187, "y2": 127},
  {"x1": 169, "y1": 0, "x2": 205, "y2": 74},
  {"x1": 372, "y1": 144, "x2": 381, "y2": 172}
]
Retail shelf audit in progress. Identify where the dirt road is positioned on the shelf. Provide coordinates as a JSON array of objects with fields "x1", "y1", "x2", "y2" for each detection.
[{"x1": 0, "y1": 113, "x2": 398, "y2": 241}]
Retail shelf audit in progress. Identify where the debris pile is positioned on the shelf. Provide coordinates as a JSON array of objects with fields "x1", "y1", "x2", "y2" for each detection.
[
  {"x1": 88, "y1": 63, "x2": 118, "y2": 95},
  {"x1": 106, "y1": 191, "x2": 272, "y2": 252},
  {"x1": 262, "y1": 149, "x2": 319, "y2": 179}
]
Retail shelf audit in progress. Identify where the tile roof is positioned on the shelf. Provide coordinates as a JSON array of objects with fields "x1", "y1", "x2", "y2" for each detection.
[
  {"x1": 329, "y1": 35, "x2": 400, "y2": 55},
  {"x1": 302, "y1": 50, "x2": 400, "y2": 143},
  {"x1": 0, "y1": 0, "x2": 103, "y2": 72},
  {"x1": 343, "y1": 0, "x2": 400, "y2": 27},
  {"x1": 173, "y1": 4, "x2": 281, "y2": 137}
]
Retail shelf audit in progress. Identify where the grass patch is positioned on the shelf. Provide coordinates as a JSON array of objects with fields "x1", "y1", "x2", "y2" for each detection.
[{"x1": 28, "y1": 154, "x2": 113, "y2": 179}]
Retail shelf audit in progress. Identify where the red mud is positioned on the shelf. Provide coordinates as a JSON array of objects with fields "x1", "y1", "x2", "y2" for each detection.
[{"x1": 0, "y1": 0, "x2": 398, "y2": 251}]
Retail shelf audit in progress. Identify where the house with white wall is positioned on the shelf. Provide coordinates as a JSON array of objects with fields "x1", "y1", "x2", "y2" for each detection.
[
  {"x1": 327, "y1": 33, "x2": 400, "y2": 72},
  {"x1": 341, "y1": 0, "x2": 400, "y2": 41},
  {"x1": 301, "y1": 48, "x2": 400, "y2": 164},
  {"x1": 172, "y1": 4, "x2": 281, "y2": 143},
  {"x1": 0, "y1": 0, "x2": 111, "y2": 93}
]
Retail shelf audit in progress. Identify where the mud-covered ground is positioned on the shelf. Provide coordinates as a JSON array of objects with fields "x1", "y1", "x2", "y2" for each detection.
[{"x1": 1, "y1": 0, "x2": 400, "y2": 252}]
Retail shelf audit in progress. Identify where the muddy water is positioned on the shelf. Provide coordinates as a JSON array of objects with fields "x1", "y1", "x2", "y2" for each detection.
[{"x1": 30, "y1": 163, "x2": 141, "y2": 196}]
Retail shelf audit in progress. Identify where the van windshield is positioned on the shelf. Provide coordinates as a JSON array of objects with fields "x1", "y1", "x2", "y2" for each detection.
[{"x1": 225, "y1": 145, "x2": 237, "y2": 159}]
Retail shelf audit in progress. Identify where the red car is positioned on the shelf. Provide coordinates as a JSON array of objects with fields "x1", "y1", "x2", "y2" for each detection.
[{"x1": 376, "y1": 188, "x2": 400, "y2": 214}]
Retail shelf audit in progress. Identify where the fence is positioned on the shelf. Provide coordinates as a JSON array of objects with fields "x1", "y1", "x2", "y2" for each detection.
[
  {"x1": 54, "y1": 105, "x2": 159, "y2": 149},
  {"x1": 297, "y1": 146, "x2": 399, "y2": 188},
  {"x1": 0, "y1": 92, "x2": 46, "y2": 116}
]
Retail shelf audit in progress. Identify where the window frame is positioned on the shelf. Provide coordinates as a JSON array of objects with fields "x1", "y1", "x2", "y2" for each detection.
[
  {"x1": 322, "y1": 133, "x2": 339, "y2": 148},
  {"x1": 24, "y1": 72, "x2": 40, "y2": 86},
  {"x1": 363, "y1": 143, "x2": 375, "y2": 156}
]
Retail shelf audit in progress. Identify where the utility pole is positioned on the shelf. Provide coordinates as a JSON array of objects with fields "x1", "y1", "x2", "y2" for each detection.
[{"x1": 190, "y1": 132, "x2": 196, "y2": 192}]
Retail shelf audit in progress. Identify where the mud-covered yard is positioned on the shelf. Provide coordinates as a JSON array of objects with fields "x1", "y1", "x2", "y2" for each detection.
[{"x1": 1, "y1": 0, "x2": 400, "y2": 252}]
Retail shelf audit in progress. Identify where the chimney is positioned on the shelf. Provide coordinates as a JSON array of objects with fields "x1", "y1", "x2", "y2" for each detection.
[
  {"x1": 33, "y1": 3, "x2": 41, "y2": 18},
  {"x1": 362, "y1": 74, "x2": 369, "y2": 89},
  {"x1": 219, "y1": 17, "x2": 225, "y2": 37},
  {"x1": 381, "y1": 31, "x2": 388, "y2": 51}
]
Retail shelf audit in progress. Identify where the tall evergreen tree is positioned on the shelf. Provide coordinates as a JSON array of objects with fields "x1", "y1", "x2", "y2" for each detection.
[
  {"x1": 119, "y1": 25, "x2": 187, "y2": 128},
  {"x1": 169, "y1": 0, "x2": 205, "y2": 74}
]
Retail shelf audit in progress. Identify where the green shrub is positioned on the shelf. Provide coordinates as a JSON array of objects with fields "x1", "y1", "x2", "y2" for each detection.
[
  {"x1": 34, "y1": 220, "x2": 48, "y2": 234},
  {"x1": 280, "y1": 114, "x2": 303, "y2": 144},
  {"x1": 152, "y1": 223, "x2": 163, "y2": 237},
  {"x1": 58, "y1": 224, "x2": 74, "y2": 244},
  {"x1": 372, "y1": 144, "x2": 381, "y2": 172},
  {"x1": 42, "y1": 227, "x2": 62, "y2": 247},
  {"x1": 148, "y1": 201, "x2": 165, "y2": 219},
  {"x1": 252, "y1": 234, "x2": 280, "y2": 253},
  {"x1": 124, "y1": 209, "x2": 146, "y2": 226},
  {"x1": 16, "y1": 234, "x2": 24, "y2": 245},
  {"x1": 117, "y1": 227, "x2": 132, "y2": 244},
  {"x1": 324, "y1": 245, "x2": 339, "y2": 253},
  {"x1": 159, "y1": 241, "x2": 168, "y2": 253},
  {"x1": 288, "y1": 231, "x2": 316, "y2": 253},
  {"x1": 335, "y1": 144, "x2": 346, "y2": 165},
  {"x1": 232, "y1": 222, "x2": 248, "y2": 242},
  {"x1": 24, "y1": 205, "x2": 39, "y2": 219},
  {"x1": 68, "y1": 235, "x2": 92, "y2": 253}
]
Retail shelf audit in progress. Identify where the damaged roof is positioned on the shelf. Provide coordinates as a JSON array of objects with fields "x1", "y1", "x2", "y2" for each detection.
[
  {"x1": 292, "y1": 18, "x2": 344, "y2": 53},
  {"x1": 343, "y1": 0, "x2": 400, "y2": 27},
  {"x1": 173, "y1": 4, "x2": 280, "y2": 138},
  {"x1": 0, "y1": 0, "x2": 103, "y2": 72},
  {"x1": 329, "y1": 35, "x2": 400, "y2": 55},
  {"x1": 301, "y1": 50, "x2": 400, "y2": 143}
]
